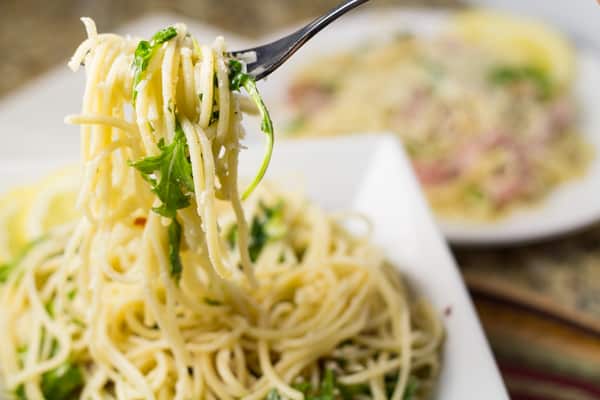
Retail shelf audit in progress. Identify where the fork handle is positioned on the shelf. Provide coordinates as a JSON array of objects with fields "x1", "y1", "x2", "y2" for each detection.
[{"x1": 239, "y1": 0, "x2": 370, "y2": 80}]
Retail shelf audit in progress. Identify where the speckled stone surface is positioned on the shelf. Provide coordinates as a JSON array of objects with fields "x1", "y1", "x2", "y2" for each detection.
[{"x1": 0, "y1": 0, "x2": 460, "y2": 96}]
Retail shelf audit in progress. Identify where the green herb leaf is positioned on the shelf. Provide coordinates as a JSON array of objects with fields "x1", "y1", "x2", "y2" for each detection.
[
  {"x1": 67, "y1": 289, "x2": 77, "y2": 300},
  {"x1": 132, "y1": 26, "x2": 178, "y2": 101},
  {"x1": 385, "y1": 374, "x2": 420, "y2": 400},
  {"x1": 41, "y1": 361, "x2": 85, "y2": 400},
  {"x1": 168, "y1": 218, "x2": 184, "y2": 280},
  {"x1": 15, "y1": 384, "x2": 26, "y2": 400},
  {"x1": 227, "y1": 201, "x2": 285, "y2": 262},
  {"x1": 488, "y1": 65, "x2": 553, "y2": 99},
  {"x1": 284, "y1": 115, "x2": 307, "y2": 134},
  {"x1": 228, "y1": 59, "x2": 274, "y2": 199},
  {"x1": 339, "y1": 382, "x2": 371, "y2": 398},
  {"x1": 289, "y1": 369, "x2": 341, "y2": 400},
  {"x1": 320, "y1": 368, "x2": 336, "y2": 398},
  {"x1": 130, "y1": 121, "x2": 193, "y2": 279},
  {"x1": 266, "y1": 389, "x2": 282, "y2": 400},
  {"x1": 226, "y1": 224, "x2": 238, "y2": 249},
  {"x1": 228, "y1": 59, "x2": 248, "y2": 92},
  {"x1": 203, "y1": 297, "x2": 222, "y2": 306},
  {"x1": 0, "y1": 236, "x2": 46, "y2": 283},
  {"x1": 291, "y1": 381, "x2": 312, "y2": 394},
  {"x1": 130, "y1": 121, "x2": 194, "y2": 219},
  {"x1": 151, "y1": 26, "x2": 178, "y2": 45},
  {"x1": 402, "y1": 376, "x2": 419, "y2": 400}
]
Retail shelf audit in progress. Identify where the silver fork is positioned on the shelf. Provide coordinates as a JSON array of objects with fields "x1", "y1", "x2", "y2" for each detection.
[{"x1": 228, "y1": 0, "x2": 370, "y2": 80}]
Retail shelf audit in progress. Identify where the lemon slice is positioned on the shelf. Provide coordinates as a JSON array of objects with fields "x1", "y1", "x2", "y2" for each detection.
[
  {"x1": 0, "y1": 187, "x2": 34, "y2": 263},
  {"x1": 22, "y1": 166, "x2": 81, "y2": 241},
  {"x1": 451, "y1": 10, "x2": 575, "y2": 89}
]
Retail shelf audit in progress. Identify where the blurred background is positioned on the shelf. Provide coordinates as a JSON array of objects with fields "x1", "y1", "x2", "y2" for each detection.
[{"x1": 1, "y1": 1, "x2": 600, "y2": 399}]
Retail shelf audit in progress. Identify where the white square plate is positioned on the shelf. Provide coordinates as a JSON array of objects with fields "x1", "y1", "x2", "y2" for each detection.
[
  {"x1": 243, "y1": 134, "x2": 508, "y2": 399},
  {"x1": 0, "y1": 13, "x2": 508, "y2": 399},
  {"x1": 0, "y1": 134, "x2": 509, "y2": 400}
]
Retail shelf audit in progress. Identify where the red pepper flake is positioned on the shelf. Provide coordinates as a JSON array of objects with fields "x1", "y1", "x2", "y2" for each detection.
[{"x1": 134, "y1": 217, "x2": 147, "y2": 227}]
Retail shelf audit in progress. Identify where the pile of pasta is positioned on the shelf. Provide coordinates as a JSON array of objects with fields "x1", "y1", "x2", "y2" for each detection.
[{"x1": 0, "y1": 18, "x2": 442, "y2": 400}]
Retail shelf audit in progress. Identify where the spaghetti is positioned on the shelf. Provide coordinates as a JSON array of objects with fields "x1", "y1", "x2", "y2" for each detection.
[{"x1": 285, "y1": 11, "x2": 592, "y2": 220}]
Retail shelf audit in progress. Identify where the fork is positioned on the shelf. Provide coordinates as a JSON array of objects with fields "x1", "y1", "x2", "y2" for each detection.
[{"x1": 228, "y1": 0, "x2": 370, "y2": 80}]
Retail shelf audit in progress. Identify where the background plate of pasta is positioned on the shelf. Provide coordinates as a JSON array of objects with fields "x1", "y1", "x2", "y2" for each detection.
[
  {"x1": 256, "y1": 8, "x2": 600, "y2": 246},
  {"x1": 0, "y1": 14, "x2": 507, "y2": 400}
]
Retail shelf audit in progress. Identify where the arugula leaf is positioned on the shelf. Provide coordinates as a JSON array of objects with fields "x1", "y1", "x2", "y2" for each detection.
[
  {"x1": 168, "y1": 217, "x2": 184, "y2": 280},
  {"x1": 203, "y1": 297, "x2": 222, "y2": 306},
  {"x1": 291, "y1": 381, "x2": 313, "y2": 394},
  {"x1": 40, "y1": 361, "x2": 85, "y2": 400},
  {"x1": 339, "y1": 382, "x2": 370, "y2": 398},
  {"x1": 385, "y1": 374, "x2": 420, "y2": 400},
  {"x1": 488, "y1": 65, "x2": 553, "y2": 99},
  {"x1": 228, "y1": 59, "x2": 274, "y2": 199},
  {"x1": 130, "y1": 121, "x2": 193, "y2": 279},
  {"x1": 266, "y1": 389, "x2": 282, "y2": 400},
  {"x1": 320, "y1": 368, "x2": 336, "y2": 398},
  {"x1": 227, "y1": 201, "x2": 285, "y2": 262},
  {"x1": 284, "y1": 115, "x2": 307, "y2": 134},
  {"x1": 281, "y1": 370, "x2": 419, "y2": 400},
  {"x1": 152, "y1": 27, "x2": 178, "y2": 44},
  {"x1": 402, "y1": 377, "x2": 419, "y2": 400},
  {"x1": 15, "y1": 384, "x2": 26, "y2": 400},
  {"x1": 0, "y1": 236, "x2": 46, "y2": 283},
  {"x1": 132, "y1": 26, "x2": 178, "y2": 101},
  {"x1": 67, "y1": 289, "x2": 77, "y2": 300},
  {"x1": 131, "y1": 122, "x2": 194, "y2": 218},
  {"x1": 288, "y1": 369, "x2": 340, "y2": 400},
  {"x1": 228, "y1": 59, "x2": 248, "y2": 92}
]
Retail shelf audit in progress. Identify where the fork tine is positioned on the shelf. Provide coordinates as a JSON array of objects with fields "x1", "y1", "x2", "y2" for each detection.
[{"x1": 227, "y1": 0, "x2": 370, "y2": 80}]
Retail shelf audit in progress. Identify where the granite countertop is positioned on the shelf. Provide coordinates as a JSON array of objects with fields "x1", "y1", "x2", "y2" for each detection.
[{"x1": 0, "y1": 0, "x2": 459, "y2": 97}]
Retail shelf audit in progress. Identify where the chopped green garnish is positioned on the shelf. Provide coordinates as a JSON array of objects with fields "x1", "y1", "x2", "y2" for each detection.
[
  {"x1": 488, "y1": 65, "x2": 553, "y2": 99},
  {"x1": 288, "y1": 369, "x2": 341, "y2": 399},
  {"x1": 130, "y1": 121, "x2": 193, "y2": 279},
  {"x1": 291, "y1": 381, "x2": 312, "y2": 394},
  {"x1": 320, "y1": 368, "x2": 336, "y2": 398},
  {"x1": 228, "y1": 59, "x2": 274, "y2": 199},
  {"x1": 15, "y1": 384, "x2": 26, "y2": 400},
  {"x1": 41, "y1": 361, "x2": 85, "y2": 400},
  {"x1": 403, "y1": 377, "x2": 419, "y2": 400},
  {"x1": 130, "y1": 121, "x2": 194, "y2": 219},
  {"x1": 227, "y1": 201, "x2": 286, "y2": 262},
  {"x1": 203, "y1": 297, "x2": 222, "y2": 306},
  {"x1": 228, "y1": 59, "x2": 249, "y2": 92},
  {"x1": 45, "y1": 300, "x2": 55, "y2": 318},
  {"x1": 271, "y1": 369, "x2": 419, "y2": 400},
  {"x1": 420, "y1": 58, "x2": 445, "y2": 81},
  {"x1": 209, "y1": 110, "x2": 220, "y2": 126},
  {"x1": 465, "y1": 184, "x2": 484, "y2": 201},
  {"x1": 266, "y1": 389, "x2": 282, "y2": 400},
  {"x1": 167, "y1": 217, "x2": 183, "y2": 280},
  {"x1": 339, "y1": 382, "x2": 371, "y2": 398},
  {"x1": 0, "y1": 236, "x2": 46, "y2": 283},
  {"x1": 385, "y1": 374, "x2": 420, "y2": 400},
  {"x1": 152, "y1": 27, "x2": 179, "y2": 44},
  {"x1": 67, "y1": 289, "x2": 77, "y2": 300},
  {"x1": 226, "y1": 224, "x2": 238, "y2": 249},
  {"x1": 284, "y1": 115, "x2": 307, "y2": 134},
  {"x1": 132, "y1": 26, "x2": 178, "y2": 101}
]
